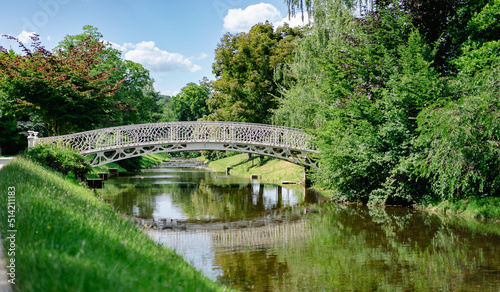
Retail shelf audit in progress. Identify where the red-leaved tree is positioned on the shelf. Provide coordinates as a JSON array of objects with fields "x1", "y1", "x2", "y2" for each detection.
[{"x1": 0, "y1": 34, "x2": 126, "y2": 136}]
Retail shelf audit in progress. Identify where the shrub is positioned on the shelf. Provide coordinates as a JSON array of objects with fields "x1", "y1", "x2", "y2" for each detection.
[{"x1": 24, "y1": 144, "x2": 92, "y2": 179}]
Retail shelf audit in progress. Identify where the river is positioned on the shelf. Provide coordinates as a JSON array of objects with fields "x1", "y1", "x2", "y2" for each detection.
[{"x1": 102, "y1": 163, "x2": 500, "y2": 291}]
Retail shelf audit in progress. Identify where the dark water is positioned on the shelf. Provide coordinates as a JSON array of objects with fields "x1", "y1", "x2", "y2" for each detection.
[{"x1": 103, "y1": 166, "x2": 500, "y2": 291}]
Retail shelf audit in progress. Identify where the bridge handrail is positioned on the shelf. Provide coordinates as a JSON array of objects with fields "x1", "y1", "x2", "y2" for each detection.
[{"x1": 34, "y1": 121, "x2": 317, "y2": 153}]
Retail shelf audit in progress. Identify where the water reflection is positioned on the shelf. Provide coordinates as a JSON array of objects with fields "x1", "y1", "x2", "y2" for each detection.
[
  {"x1": 286, "y1": 205, "x2": 500, "y2": 291},
  {"x1": 103, "y1": 167, "x2": 305, "y2": 222},
  {"x1": 104, "y1": 167, "x2": 500, "y2": 291}
]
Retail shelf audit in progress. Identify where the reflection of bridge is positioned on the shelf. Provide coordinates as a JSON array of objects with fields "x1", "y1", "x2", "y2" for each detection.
[
  {"x1": 147, "y1": 220, "x2": 315, "y2": 251},
  {"x1": 211, "y1": 220, "x2": 314, "y2": 250},
  {"x1": 28, "y1": 121, "x2": 318, "y2": 168}
]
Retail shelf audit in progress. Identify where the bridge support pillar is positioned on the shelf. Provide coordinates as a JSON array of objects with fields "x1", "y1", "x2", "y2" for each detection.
[
  {"x1": 27, "y1": 131, "x2": 39, "y2": 148},
  {"x1": 302, "y1": 166, "x2": 312, "y2": 187}
]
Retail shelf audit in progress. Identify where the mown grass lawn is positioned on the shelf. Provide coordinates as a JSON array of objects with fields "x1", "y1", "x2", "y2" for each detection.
[
  {"x1": 205, "y1": 153, "x2": 303, "y2": 184},
  {"x1": 0, "y1": 157, "x2": 232, "y2": 292}
]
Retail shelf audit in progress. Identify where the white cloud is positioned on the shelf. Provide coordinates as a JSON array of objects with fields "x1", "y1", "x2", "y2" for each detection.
[
  {"x1": 223, "y1": 3, "x2": 310, "y2": 33},
  {"x1": 161, "y1": 90, "x2": 181, "y2": 96},
  {"x1": 109, "y1": 41, "x2": 201, "y2": 73},
  {"x1": 224, "y1": 3, "x2": 282, "y2": 33},
  {"x1": 17, "y1": 30, "x2": 35, "y2": 44},
  {"x1": 276, "y1": 12, "x2": 310, "y2": 28},
  {"x1": 109, "y1": 42, "x2": 134, "y2": 52}
]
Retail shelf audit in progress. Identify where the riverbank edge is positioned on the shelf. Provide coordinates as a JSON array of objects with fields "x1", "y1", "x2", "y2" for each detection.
[
  {"x1": 202, "y1": 154, "x2": 500, "y2": 222},
  {"x1": 420, "y1": 197, "x2": 500, "y2": 222},
  {"x1": 303, "y1": 185, "x2": 500, "y2": 222},
  {"x1": 0, "y1": 157, "x2": 233, "y2": 291}
]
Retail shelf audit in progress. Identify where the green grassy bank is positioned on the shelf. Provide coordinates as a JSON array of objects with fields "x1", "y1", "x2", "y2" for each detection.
[
  {"x1": 0, "y1": 157, "x2": 232, "y2": 292},
  {"x1": 203, "y1": 153, "x2": 303, "y2": 184},
  {"x1": 316, "y1": 188, "x2": 500, "y2": 221},
  {"x1": 424, "y1": 197, "x2": 500, "y2": 221}
]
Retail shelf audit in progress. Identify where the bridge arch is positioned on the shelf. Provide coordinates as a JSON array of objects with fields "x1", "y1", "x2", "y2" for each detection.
[{"x1": 30, "y1": 121, "x2": 319, "y2": 168}]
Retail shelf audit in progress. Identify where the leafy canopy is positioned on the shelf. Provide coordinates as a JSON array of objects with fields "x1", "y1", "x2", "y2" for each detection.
[
  {"x1": 208, "y1": 22, "x2": 302, "y2": 123},
  {"x1": 0, "y1": 33, "x2": 124, "y2": 136}
]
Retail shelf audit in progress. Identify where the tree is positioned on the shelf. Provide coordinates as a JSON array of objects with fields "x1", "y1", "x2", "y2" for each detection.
[
  {"x1": 0, "y1": 34, "x2": 124, "y2": 136},
  {"x1": 154, "y1": 94, "x2": 176, "y2": 122},
  {"x1": 56, "y1": 26, "x2": 159, "y2": 127},
  {"x1": 276, "y1": 1, "x2": 447, "y2": 204},
  {"x1": 0, "y1": 88, "x2": 19, "y2": 154},
  {"x1": 171, "y1": 80, "x2": 211, "y2": 121},
  {"x1": 416, "y1": 0, "x2": 500, "y2": 200},
  {"x1": 286, "y1": 0, "x2": 494, "y2": 74},
  {"x1": 208, "y1": 22, "x2": 302, "y2": 123}
]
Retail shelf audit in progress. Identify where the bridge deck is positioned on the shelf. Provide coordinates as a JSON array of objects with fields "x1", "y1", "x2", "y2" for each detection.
[{"x1": 30, "y1": 121, "x2": 318, "y2": 168}]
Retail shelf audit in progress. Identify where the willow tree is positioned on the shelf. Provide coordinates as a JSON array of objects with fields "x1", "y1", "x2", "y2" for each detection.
[{"x1": 416, "y1": 0, "x2": 500, "y2": 199}]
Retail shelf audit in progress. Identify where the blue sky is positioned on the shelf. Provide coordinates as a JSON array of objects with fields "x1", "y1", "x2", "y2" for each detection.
[{"x1": 1, "y1": 0, "x2": 308, "y2": 96}]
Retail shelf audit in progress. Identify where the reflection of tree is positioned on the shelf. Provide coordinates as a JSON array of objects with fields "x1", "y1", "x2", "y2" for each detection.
[
  {"x1": 172, "y1": 183, "x2": 276, "y2": 221},
  {"x1": 272, "y1": 204, "x2": 500, "y2": 291},
  {"x1": 104, "y1": 169, "x2": 306, "y2": 222},
  {"x1": 105, "y1": 185, "x2": 156, "y2": 219},
  {"x1": 216, "y1": 249, "x2": 289, "y2": 292}
]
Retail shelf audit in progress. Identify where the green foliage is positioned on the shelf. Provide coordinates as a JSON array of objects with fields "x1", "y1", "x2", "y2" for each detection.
[
  {"x1": 0, "y1": 96, "x2": 19, "y2": 154},
  {"x1": 275, "y1": 0, "x2": 499, "y2": 205},
  {"x1": 0, "y1": 33, "x2": 124, "y2": 136},
  {"x1": 294, "y1": 6, "x2": 441, "y2": 204},
  {"x1": 201, "y1": 150, "x2": 231, "y2": 162},
  {"x1": 57, "y1": 26, "x2": 161, "y2": 127},
  {"x1": 415, "y1": 1, "x2": 500, "y2": 200},
  {"x1": 171, "y1": 80, "x2": 211, "y2": 121},
  {"x1": 107, "y1": 153, "x2": 170, "y2": 172},
  {"x1": 24, "y1": 144, "x2": 92, "y2": 179},
  {"x1": 116, "y1": 156, "x2": 143, "y2": 172},
  {"x1": 417, "y1": 75, "x2": 500, "y2": 199},
  {"x1": 465, "y1": 0, "x2": 500, "y2": 44},
  {"x1": 154, "y1": 94, "x2": 177, "y2": 122},
  {"x1": 209, "y1": 22, "x2": 302, "y2": 123}
]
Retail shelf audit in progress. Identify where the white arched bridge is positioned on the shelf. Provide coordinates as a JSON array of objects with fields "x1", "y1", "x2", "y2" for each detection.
[{"x1": 28, "y1": 121, "x2": 319, "y2": 168}]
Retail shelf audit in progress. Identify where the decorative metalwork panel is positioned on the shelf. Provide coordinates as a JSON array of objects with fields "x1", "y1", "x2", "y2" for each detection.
[{"x1": 33, "y1": 121, "x2": 318, "y2": 168}]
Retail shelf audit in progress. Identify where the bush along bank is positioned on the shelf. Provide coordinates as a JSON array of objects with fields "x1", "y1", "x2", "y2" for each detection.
[
  {"x1": 23, "y1": 143, "x2": 170, "y2": 179},
  {"x1": 0, "y1": 157, "x2": 232, "y2": 291}
]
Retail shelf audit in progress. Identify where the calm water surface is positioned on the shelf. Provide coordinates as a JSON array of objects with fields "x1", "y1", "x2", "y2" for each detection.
[{"x1": 103, "y1": 165, "x2": 500, "y2": 291}]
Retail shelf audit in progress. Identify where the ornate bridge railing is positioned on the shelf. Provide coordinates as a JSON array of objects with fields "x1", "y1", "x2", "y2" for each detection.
[{"x1": 30, "y1": 121, "x2": 319, "y2": 168}]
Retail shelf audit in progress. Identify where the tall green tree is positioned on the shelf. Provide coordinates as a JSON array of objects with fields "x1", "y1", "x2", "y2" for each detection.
[
  {"x1": 56, "y1": 26, "x2": 159, "y2": 127},
  {"x1": 416, "y1": 0, "x2": 500, "y2": 200},
  {"x1": 154, "y1": 94, "x2": 176, "y2": 122},
  {"x1": 208, "y1": 22, "x2": 302, "y2": 123},
  {"x1": 286, "y1": 0, "x2": 492, "y2": 73},
  {"x1": 172, "y1": 80, "x2": 211, "y2": 121},
  {"x1": 276, "y1": 0, "x2": 500, "y2": 204},
  {"x1": 276, "y1": 1, "x2": 447, "y2": 204}
]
